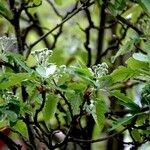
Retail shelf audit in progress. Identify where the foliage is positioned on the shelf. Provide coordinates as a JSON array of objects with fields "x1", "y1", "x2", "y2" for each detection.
[{"x1": 0, "y1": 0, "x2": 150, "y2": 150}]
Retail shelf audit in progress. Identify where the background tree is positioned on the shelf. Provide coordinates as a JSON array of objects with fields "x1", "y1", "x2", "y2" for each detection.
[{"x1": 0, "y1": 0, "x2": 150, "y2": 150}]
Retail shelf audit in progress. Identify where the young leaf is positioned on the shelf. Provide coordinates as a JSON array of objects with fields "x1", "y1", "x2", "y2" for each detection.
[
  {"x1": 137, "y1": 0, "x2": 150, "y2": 16},
  {"x1": 0, "y1": 73, "x2": 32, "y2": 89},
  {"x1": 0, "y1": 1, "x2": 13, "y2": 20},
  {"x1": 5, "y1": 110, "x2": 18, "y2": 123},
  {"x1": 131, "y1": 129, "x2": 142, "y2": 142},
  {"x1": 111, "y1": 40, "x2": 134, "y2": 62},
  {"x1": 54, "y1": 0, "x2": 62, "y2": 5},
  {"x1": 33, "y1": 0, "x2": 41, "y2": 5},
  {"x1": 94, "y1": 98, "x2": 107, "y2": 131},
  {"x1": 43, "y1": 94, "x2": 59, "y2": 120},
  {"x1": 110, "y1": 66, "x2": 137, "y2": 83},
  {"x1": 13, "y1": 121, "x2": 28, "y2": 137},
  {"x1": 109, "y1": 115, "x2": 135, "y2": 131},
  {"x1": 126, "y1": 57, "x2": 149, "y2": 71},
  {"x1": 110, "y1": 90, "x2": 140, "y2": 111},
  {"x1": 67, "y1": 91, "x2": 82, "y2": 115},
  {"x1": 8, "y1": 53, "x2": 32, "y2": 72}
]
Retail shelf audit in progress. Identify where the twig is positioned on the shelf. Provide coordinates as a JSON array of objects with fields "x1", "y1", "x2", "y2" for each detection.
[
  {"x1": 69, "y1": 127, "x2": 127, "y2": 143},
  {"x1": 27, "y1": 1, "x2": 95, "y2": 57},
  {"x1": 34, "y1": 86, "x2": 46, "y2": 124},
  {"x1": 95, "y1": 0, "x2": 108, "y2": 64},
  {"x1": 47, "y1": 0, "x2": 63, "y2": 18},
  {"x1": 116, "y1": 15, "x2": 143, "y2": 35},
  {"x1": 83, "y1": 8, "x2": 94, "y2": 67}
]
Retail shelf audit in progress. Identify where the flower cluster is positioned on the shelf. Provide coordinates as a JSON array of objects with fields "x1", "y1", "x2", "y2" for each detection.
[
  {"x1": 31, "y1": 48, "x2": 53, "y2": 67},
  {"x1": 91, "y1": 63, "x2": 108, "y2": 78},
  {"x1": 0, "y1": 36, "x2": 17, "y2": 52}
]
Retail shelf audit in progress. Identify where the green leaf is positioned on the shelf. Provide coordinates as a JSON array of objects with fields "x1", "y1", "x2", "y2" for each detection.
[
  {"x1": 68, "y1": 82, "x2": 86, "y2": 91},
  {"x1": 94, "y1": 98, "x2": 107, "y2": 131},
  {"x1": 0, "y1": 73, "x2": 32, "y2": 89},
  {"x1": 143, "y1": 129, "x2": 150, "y2": 135},
  {"x1": 54, "y1": 0, "x2": 62, "y2": 5},
  {"x1": 110, "y1": 90, "x2": 140, "y2": 111},
  {"x1": 0, "y1": 1, "x2": 13, "y2": 20},
  {"x1": 13, "y1": 120, "x2": 28, "y2": 137},
  {"x1": 111, "y1": 66, "x2": 137, "y2": 83},
  {"x1": 43, "y1": 94, "x2": 59, "y2": 120},
  {"x1": 67, "y1": 91, "x2": 82, "y2": 115},
  {"x1": 73, "y1": 67, "x2": 93, "y2": 77},
  {"x1": 8, "y1": 53, "x2": 32, "y2": 72},
  {"x1": 141, "y1": 83, "x2": 150, "y2": 105},
  {"x1": 7, "y1": 100, "x2": 20, "y2": 114},
  {"x1": 131, "y1": 129, "x2": 142, "y2": 142},
  {"x1": 137, "y1": 0, "x2": 150, "y2": 16},
  {"x1": 5, "y1": 110, "x2": 18, "y2": 123},
  {"x1": 95, "y1": 0, "x2": 103, "y2": 6},
  {"x1": 33, "y1": 0, "x2": 41, "y2": 5},
  {"x1": 111, "y1": 40, "x2": 134, "y2": 62},
  {"x1": 115, "y1": 0, "x2": 126, "y2": 10},
  {"x1": 126, "y1": 57, "x2": 149, "y2": 71},
  {"x1": 110, "y1": 115, "x2": 135, "y2": 131}
]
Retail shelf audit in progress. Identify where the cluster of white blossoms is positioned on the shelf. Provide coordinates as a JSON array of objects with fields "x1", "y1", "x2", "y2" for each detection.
[
  {"x1": 31, "y1": 48, "x2": 53, "y2": 66},
  {"x1": 91, "y1": 63, "x2": 108, "y2": 78},
  {"x1": 2, "y1": 91, "x2": 18, "y2": 102},
  {"x1": 31, "y1": 48, "x2": 57, "y2": 78},
  {"x1": 0, "y1": 36, "x2": 17, "y2": 52}
]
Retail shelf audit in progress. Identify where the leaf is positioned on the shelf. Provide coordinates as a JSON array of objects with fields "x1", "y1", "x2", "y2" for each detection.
[
  {"x1": 133, "y1": 53, "x2": 149, "y2": 62},
  {"x1": 33, "y1": 0, "x2": 41, "y2": 5},
  {"x1": 109, "y1": 115, "x2": 135, "y2": 131},
  {"x1": 137, "y1": 0, "x2": 150, "y2": 16},
  {"x1": 115, "y1": 0, "x2": 126, "y2": 10},
  {"x1": 54, "y1": 0, "x2": 62, "y2": 5},
  {"x1": 68, "y1": 82, "x2": 86, "y2": 91},
  {"x1": 0, "y1": 1, "x2": 13, "y2": 20},
  {"x1": 95, "y1": 0, "x2": 103, "y2": 6},
  {"x1": 111, "y1": 40, "x2": 134, "y2": 62},
  {"x1": 43, "y1": 94, "x2": 59, "y2": 120},
  {"x1": 110, "y1": 66, "x2": 137, "y2": 83},
  {"x1": 111, "y1": 90, "x2": 140, "y2": 111},
  {"x1": 126, "y1": 57, "x2": 149, "y2": 71},
  {"x1": 73, "y1": 67, "x2": 93, "y2": 78},
  {"x1": 13, "y1": 121, "x2": 28, "y2": 137},
  {"x1": 5, "y1": 110, "x2": 18, "y2": 123},
  {"x1": 67, "y1": 91, "x2": 82, "y2": 115},
  {"x1": 8, "y1": 53, "x2": 32, "y2": 72},
  {"x1": 131, "y1": 129, "x2": 142, "y2": 142},
  {"x1": 0, "y1": 73, "x2": 32, "y2": 89},
  {"x1": 94, "y1": 98, "x2": 107, "y2": 131},
  {"x1": 112, "y1": 30, "x2": 139, "y2": 62}
]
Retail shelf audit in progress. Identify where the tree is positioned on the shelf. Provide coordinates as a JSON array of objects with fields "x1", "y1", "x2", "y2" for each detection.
[{"x1": 0, "y1": 0, "x2": 149, "y2": 150}]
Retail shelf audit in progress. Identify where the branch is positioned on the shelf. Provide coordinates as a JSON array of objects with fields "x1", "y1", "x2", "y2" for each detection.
[
  {"x1": 46, "y1": 0, "x2": 63, "y2": 18},
  {"x1": 69, "y1": 127, "x2": 127, "y2": 143},
  {"x1": 34, "y1": 86, "x2": 46, "y2": 124},
  {"x1": 83, "y1": 8, "x2": 94, "y2": 67},
  {"x1": 55, "y1": 89, "x2": 74, "y2": 120},
  {"x1": 27, "y1": 1, "x2": 95, "y2": 56},
  {"x1": 116, "y1": 15, "x2": 143, "y2": 35},
  {"x1": 95, "y1": 0, "x2": 108, "y2": 64}
]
